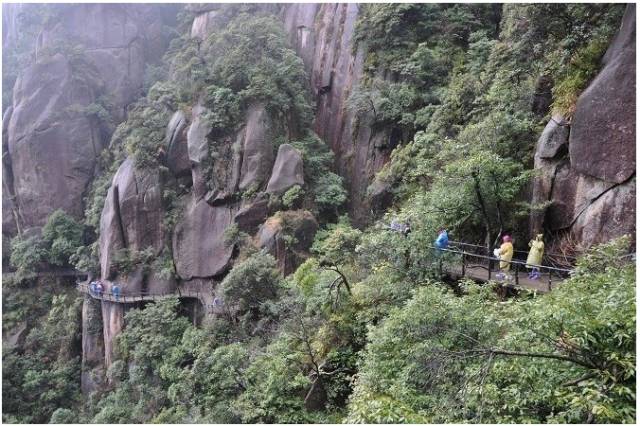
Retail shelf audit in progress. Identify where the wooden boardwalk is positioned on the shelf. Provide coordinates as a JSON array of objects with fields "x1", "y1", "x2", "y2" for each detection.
[{"x1": 445, "y1": 262, "x2": 563, "y2": 293}]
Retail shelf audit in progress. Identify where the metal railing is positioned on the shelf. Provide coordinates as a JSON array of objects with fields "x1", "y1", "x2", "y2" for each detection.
[
  {"x1": 76, "y1": 282, "x2": 220, "y2": 313},
  {"x1": 434, "y1": 245, "x2": 574, "y2": 292},
  {"x1": 448, "y1": 240, "x2": 578, "y2": 266}
]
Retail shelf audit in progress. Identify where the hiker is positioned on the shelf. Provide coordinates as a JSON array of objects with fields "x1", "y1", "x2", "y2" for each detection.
[
  {"x1": 434, "y1": 228, "x2": 449, "y2": 252},
  {"x1": 95, "y1": 281, "x2": 104, "y2": 297},
  {"x1": 112, "y1": 284, "x2": 121, "y2": 301},
  {"x1": 526, "y1": 234, "x2": 545, "y2": 280},
  {"x1": 493, "y1": 235, "x2": 514, "y2": 280},
  {"x1": 89, "y1": 281, "x2": 97, "y2": 294},
  {"x1": 389, "y1": 219, "x2": 411, "y2": 237}
]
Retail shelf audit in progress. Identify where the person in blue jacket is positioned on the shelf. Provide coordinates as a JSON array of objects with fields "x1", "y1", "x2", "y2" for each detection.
[
  {"x1": 112, "y1": 284, "x2": 121, "y2": 301},
  {"x1": 434, "y1": 228, "x2": 449, "y2": 252}
]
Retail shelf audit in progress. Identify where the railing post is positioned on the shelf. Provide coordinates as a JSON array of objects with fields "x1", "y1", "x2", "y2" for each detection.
[
  {"x1": 514, "y1": 262, "x2": 519, "y2": 287},
  {"x1": 547, "y1": 270, "x2": 552, "y2": 292},
  {"x1": 461, "y1": 252, "x2": 466, "y2": 277},
  {"x1": 488, "y1": 258, "x2": 492, "y2": 281}
]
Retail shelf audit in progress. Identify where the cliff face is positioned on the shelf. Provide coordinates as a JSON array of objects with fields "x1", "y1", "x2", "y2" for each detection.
[
  {"x1": 3, "y1": 4, "x2": 169, "y2": 233},
  {"x1": 531, "y1": 4, "x2": 636, "y2": 250},
  {"x1": 283, "y1": 4, "x2": 393, "y2": 225}
]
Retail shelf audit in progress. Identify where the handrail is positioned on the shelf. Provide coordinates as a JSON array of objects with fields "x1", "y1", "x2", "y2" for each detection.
[
  {"x1": 448, "y1": 240, "x2": 578, "y2": 261},
  {"x1": 434, "y1": 246, "x2": 574, "y2": 274}
]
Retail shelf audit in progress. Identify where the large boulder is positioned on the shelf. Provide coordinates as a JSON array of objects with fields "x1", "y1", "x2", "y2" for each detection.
[
  {"x1": 166, "y1": 110, "x2": 191, "y2": 177},
  {"x1": 5, "y1": 4, "x2": 170, "y2": 229},
  {"x1": 187, "y1": 105, "x2": 213, "y2": 198},
  {"x1": 572, "y1": 179, "x2": 636, "y2": 248},
  {"x1": 233, "y1": 197, "x2": 270, "y2": 234},
  {"x1": 99, "y1": 158, "x2": 167, "y2": 291},
  {"x1": 238, "y1": 104, "x2": 275, "y2": 192},
  {"x1": 266, "y1": 144, "x2": 304, "y2": 194},
  {"x1": 535, "y1": 115, "x2": 569, "y2": 160},
  {"x1": 172, "y1": 198, "x2": 235, "y2": 280},
  {"x1": 257, "y1": 210, "x2": 318, "y2": 274},
  {"x1": 568, "y1": 5, "x2": 635, "y2": 184},
  {"x1": 8, "y1": 53, "x2": 103, "y2": 227}
]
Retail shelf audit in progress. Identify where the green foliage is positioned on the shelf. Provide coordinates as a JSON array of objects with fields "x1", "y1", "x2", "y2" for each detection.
[
  {"x1": 282, "y1": 185, "x2": 304, "y2": 209},
  {"x1": 10, "y1": 210, "x2": 85, "y2": 275},
  {"x1": 347, "y1": 238, "x2": 636, "y2": 423},
  {"x1": 111, "y1": 247, "x2": 156, "y2": 274},
  {"x1": 41, "y1": 209, "x2": 85, "y2": 266},
  {"x1": 221, "y1": 251, "x2": 282, "y2": 315},
  {"x1": 3, "y1": 293, "x2": 82, "y2": 423},
  {"x1": 9, "y1": 233, "x2": 46, "y2": 276}
]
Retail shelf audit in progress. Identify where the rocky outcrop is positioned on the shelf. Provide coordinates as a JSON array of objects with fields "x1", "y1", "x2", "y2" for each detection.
[
  {"x1": 188, "y1": 105, "x2": 214, "y2": 198},
  {"x1": 4, "y1": 4, "x2": 169, "y2": 230},
  {"x1": 568, "y1": 6, "x2": 636, "y2": 184},
  {"x1": 81, "y1": 296, "x2": 104, "y2": 394},
  {"x1": 283, "y1": 4, "x2": 393, "y2": 225},
  {"x1": 234, "y1": 197, "x2": 270, "y2": 234},
  {"x1": 238, "y1": 104, "x2": 276, "y2": 192},
  {"x1": 173, "y1": 198, "x2": 235, "y2": 280},
  {"x1": 257, "y1": 210, "x2": 318, "y2": 274},
  {"x1": 101, "y1": 301, "x2": 126, "y2": 369},
  {"x1": 99, "y1": 159, "x2": 165, "y2": 273},
  {"x1": 531, "y1": 4, "x2": 636, "y2": 249},
  {"x1": 8, "y1": 53, "x2": 105, "y2": 228},
  {"x1": 166, "y1": 110, "x2": 191, "y2": 178},
  {"x1": 266, "y1": 144, "x2": 304, "y2": 194}
]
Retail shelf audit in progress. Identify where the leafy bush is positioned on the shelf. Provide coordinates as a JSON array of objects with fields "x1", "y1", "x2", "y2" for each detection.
[
  {"x1": 220, "y1": 251, "x2": 282, "y2": 315},
  {"x1": 41, "y1": 209, "x2": 84, "y2": 266}
]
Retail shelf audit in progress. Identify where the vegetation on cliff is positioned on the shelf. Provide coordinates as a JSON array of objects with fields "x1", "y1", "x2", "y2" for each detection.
[{"x1": 2, "y1": 4, "x2": 634, "y2": 424}]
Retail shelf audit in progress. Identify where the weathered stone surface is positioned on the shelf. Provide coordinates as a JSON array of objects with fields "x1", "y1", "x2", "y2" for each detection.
[
  {"x1": 283, "y1": 4, "x2": 393, "y2": 225},
  {"x1": 546, "y1": 161, "x2": 579, "y2": 231},
  {"x1": 536, "y1": 115, "x2": 569, "y2": 160},
  {"x1": 569, "y1": 5, "x2": 635, "y2": 183},
  {"x1": 238, "y1": 104, "x2": 275, "y2": 192},
  {"x1": 99, "y1": 158, "x2": 165, "y2": 285},
  {"x1": 257, "y1": 210, "x2": 318, "y2": 274},
  {"x1": 173, "y1": 198, "x2": 235, "y2": 280},
  {"x1": 81, "y1": 296, "x2": 104, "y2": 394},
  {"x1": 572, "y1": 179, "x2": 636, "y2": 248},
  {"x1": 191, "y1": 10, "x2": 219, "y2": 40},
  {"x1": 8, "y1": 53, "x2": 103, "y2": 227},
  {"x1": 188, "y1": 105, "x2": 213, "y2": 198},
  {"x1": 233, "y1": 198, "x2": 270, "y2": 234},
  {"x1": 101, "y1": 301, "x2": 125, "y2": 370},
  {"x1": 166, "y1": 110, "x2": 191, "y2": 177},
  {"x1": 266, "y1": 144, "x2": 304, "y2": 194},
  {"x1": 5, "y1": 4, "x2": 170, "y2": 229},
  {"x1": 36, "y1": 4, "x2": 167, "y2": 122}
]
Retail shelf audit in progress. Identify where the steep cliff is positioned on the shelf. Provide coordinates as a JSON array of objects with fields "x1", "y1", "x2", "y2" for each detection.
[
  {"x1": 531, "y1": 4, "x2": 636, "y2": 250},
  {"x1": 283, "y1": 4, "x2": 393, "y2": 225},
  {"x1": 3, "y1": 4, "x2": 171, "y2": 232}
]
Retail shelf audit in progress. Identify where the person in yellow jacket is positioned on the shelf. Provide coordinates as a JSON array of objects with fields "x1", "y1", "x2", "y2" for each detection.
[
  {"x1": 526, "y1": 233, "x2": 545, "y2": 280},
  {"x1": 493, "y1": 235, "x2": 514, "y2": 280}
]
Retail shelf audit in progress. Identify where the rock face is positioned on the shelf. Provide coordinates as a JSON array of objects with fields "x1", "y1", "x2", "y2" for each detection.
[
  {"x1": 101, "y1": 301, "x2": 126, "y2": 369},
  {"x1": 3, "y1": 4, "x2": 169, "y2": 231},
  {"x1": 99, "y1": 158, "x2": 173, "y2": 293},
  {"x1": 283, "y1": 4, "x2": 393, "y2": 225},
  {"x1": 257, "y1": 210, "x2": 319, "y2": 274},
  {"x1": 266, "y1": 144, "x2": 304, "y2": 194},
  {"x1": 81, "y1": 296, "x2": 104, "y2": 394},
  {"x1": 173, "y1": 199, "x2": 235, "y2": 280},
  {"x1": 568, "y1": 6, "x2": 636, "y2": 184},
  {"x1": 166, "y1": 110, "x2": 191, "y2": 178},
  {"x1": 531, "y1": 4, "x2": 636, "y2": 250},
  {"x1": 238, "y1": 104, "x2": 276, "y2": 192}
]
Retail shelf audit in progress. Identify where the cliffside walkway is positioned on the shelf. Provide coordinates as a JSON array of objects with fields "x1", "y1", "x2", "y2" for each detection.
[
  {"x1": 438, "y1": 241, "x2": 633, "y2": 293},
  {"x1": 76, "y1": 281, "x2": 219, "y2": 312}
]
